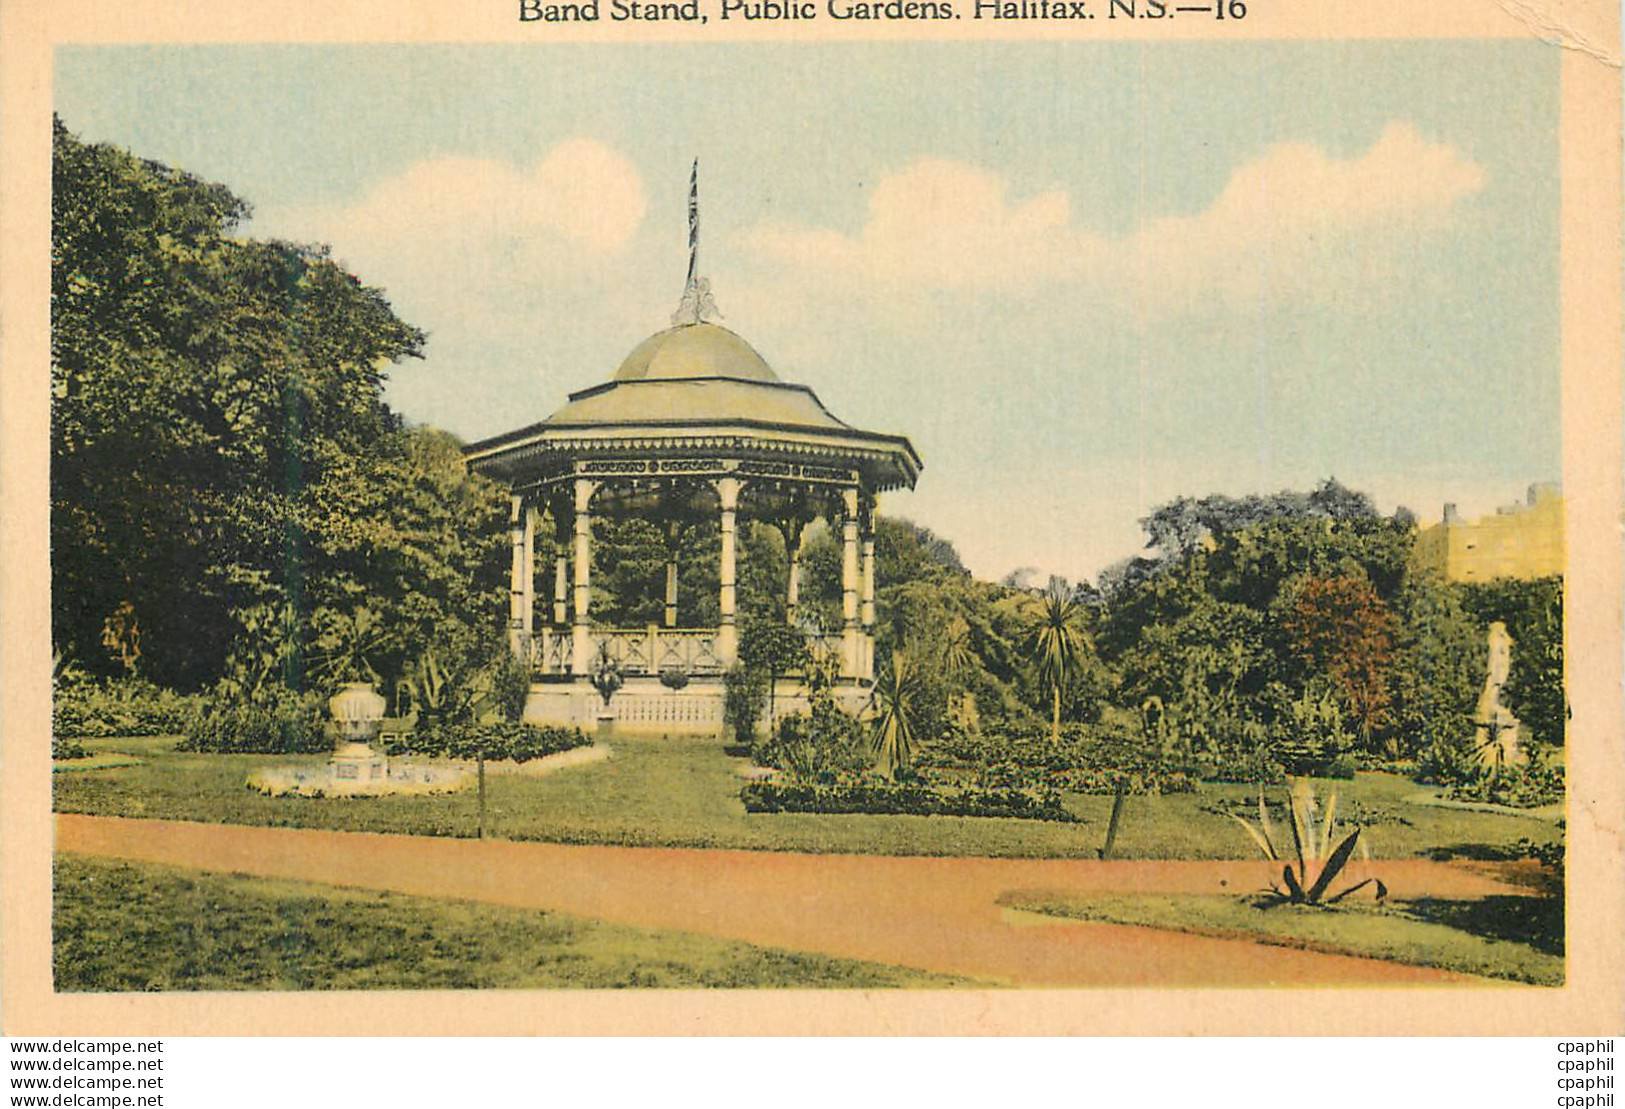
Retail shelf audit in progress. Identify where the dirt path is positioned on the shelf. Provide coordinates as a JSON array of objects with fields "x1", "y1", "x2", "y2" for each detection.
[{"x1": 56, "y1": 814, "x2": 1532, "y2": 988}]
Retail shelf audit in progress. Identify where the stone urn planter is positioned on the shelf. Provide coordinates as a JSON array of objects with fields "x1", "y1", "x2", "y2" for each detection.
[{"x1": 328, "y1": 680, "x2": 388, "y2": 780}]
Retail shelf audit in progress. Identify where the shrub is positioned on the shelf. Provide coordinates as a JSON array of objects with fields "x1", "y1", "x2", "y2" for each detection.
[
  {"x1": 1320, "y1": 753, "x2": 1359, "y2": 780},
  {"x1": 52, "y1": 678, "x2": 200, "y2": 739},
  {"x1": 1356, "y1": 752, "x2": 1416, "y2": 777},
  {"x1": 180, "y1": 689, "x2": 327, "y2": 754},
  {"x1": 1515, "y1": 824, "x2": 1565, "y2": 896},
  {"x1": 722, "y1": 665, "x2": 767, "y2": 743},
  {"x1": 1053, "y1": 766, "x2": 1199, "y2": 796},
  {"x1": 740, "y1": 779, "x2": 1078, "y2": 822},
  {"x1": 753, "y1": 711, "x2": 868, "y2": 784},
  {"x1": 917, "y1": 720, "x2": 1205, "y2": 795},
  {"x1": 1413, "y1": 739, "x2": 1476, "y2": 787},
  {"x1": 1445, "y1": 762, "x2": 1564, "y2": 809},
  {"x1": 52, "y1": 737, "x2": 89, "y2": 760},
  {"x1": 1267, "y1": 683, "x2": 1355, "y2": 774},
  {"x1": 394, "y1": 721, "x2": 590, "y2": 763}
]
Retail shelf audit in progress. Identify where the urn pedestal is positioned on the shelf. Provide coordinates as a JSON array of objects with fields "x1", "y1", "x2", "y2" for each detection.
[{"x1": 328, "y1": 681, "x2": 388, "y2": 783}]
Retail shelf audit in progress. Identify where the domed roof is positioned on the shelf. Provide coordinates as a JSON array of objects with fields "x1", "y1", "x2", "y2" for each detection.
[{"x1": 614, "y1": 322, "x2": 777, "y2": 383}]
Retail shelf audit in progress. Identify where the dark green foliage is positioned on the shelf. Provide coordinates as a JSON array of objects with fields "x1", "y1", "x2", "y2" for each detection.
[
  {"x1": 586, "y1": 516, "x2": 790, "y2": 629},
  {"x1": 722, "y1": 664, "x2": 767, "y2": 742},
  {"x1": 52, "y1": 677, "x2": 200, "y2": 739},
  {"x1": 1189, "y1": 748, "x2": 1287, "y2": 786},
  {"x1": 1321, "y1": 753, "x2": 1359, "y2": 781},
  {"x1": 1265, "y1": 681, "x2": 1356, "y2": 773},
  {"x1": 1443, "y1": 762, "x2": 1565, "y2": 809},
  {"x1": 874, "y1": 516, "x2": 967, "y2": 582},
  {"x1": 868, "y1": 650, "x2": 926, "y2": 778},
  {"x1": 1095, "y1": 482, "x2": 1510, "y2": 767},
  {"x1": 754, "y1": 712, "x2": 870, "y2": 783},
  {"x1": 753, "y1": 653, "x2": 867, "y2": 782},
  {"x1": 917, "y1": 721, "x2": 1200, "y2": 795},
  {"x1": 485, "y1": 649, "x2": 533, "y2": 725},
  {"x1": 180, "y1": 688, "x2": 327, "y2": 754},
  {"x1": 738, "y1": 611, "x2": 810, "y2": 677},
  {"x1": 588, "y1": 515, "x2": 671, "y2": 627},
  {"x1": 1389, "y1": 574, "x2": 1488, "y2": 762},
  {"x1": 51, "y1": 119, "x2": 506, "y2": 704},
  {"x1": 395, "y1": 722, "x2": 590, "y2": 763},
  {"x1": 740, "y1": 780, "x2": 1077, "y2": 822},
  {"x1": 1515, "y1": 826, "x2": 1565, "y2": 887}
]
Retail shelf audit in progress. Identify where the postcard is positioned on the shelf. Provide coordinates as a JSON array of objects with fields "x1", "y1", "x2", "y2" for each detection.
[{"x1": 1, "y1": 0, "x2": 1620, "y2": 1036}]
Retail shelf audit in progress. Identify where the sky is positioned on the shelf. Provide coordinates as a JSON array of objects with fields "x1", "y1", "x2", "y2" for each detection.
[{"x1": 55, "y1": 41, "x2": 1561, "y2": 584}]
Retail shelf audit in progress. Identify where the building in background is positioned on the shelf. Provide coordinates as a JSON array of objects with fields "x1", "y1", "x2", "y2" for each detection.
[{"x1": 1413, "y1": 482, "x2": 1564, "y2": 583}]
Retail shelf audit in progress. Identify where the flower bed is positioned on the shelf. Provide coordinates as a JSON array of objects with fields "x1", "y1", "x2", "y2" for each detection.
[{"x1": 740, "y1": 780, "x2": 1078, "y2": 822}]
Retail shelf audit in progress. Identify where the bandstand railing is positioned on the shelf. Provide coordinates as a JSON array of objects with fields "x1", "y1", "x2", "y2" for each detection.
[
  {"x1": 528, "y1": 627, "x2": 725, "y2": 677},
  {"x1": 525, "y1": 627, "x2": 862, "y2": 680}
]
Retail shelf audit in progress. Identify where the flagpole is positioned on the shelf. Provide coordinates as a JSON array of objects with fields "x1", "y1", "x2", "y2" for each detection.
[{"x1": 686, "y1": 158, "x2": 699, "y2": 292}]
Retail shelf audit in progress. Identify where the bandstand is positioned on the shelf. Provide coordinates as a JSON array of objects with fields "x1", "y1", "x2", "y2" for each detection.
[{"x1": 464, "y1": 182, "x2": 920, "y2": 733}]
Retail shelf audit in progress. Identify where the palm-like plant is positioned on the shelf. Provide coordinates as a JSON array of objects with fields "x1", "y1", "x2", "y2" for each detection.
[
  {"x1": 310, "y1": 606, "x2": 386, "y2": 687},
  {"x1": 940, "y1": 618, "x2": 975, "y2": 683},
  {"x1": 1027, "y1": 584, "x2": 1086, "y2": 742},
  {"x1": 869, "y1": 650, "x2": 921, "y2": 779}
]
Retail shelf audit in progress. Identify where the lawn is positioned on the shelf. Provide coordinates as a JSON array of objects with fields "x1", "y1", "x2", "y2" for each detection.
[
  {"x1": 1003, "y1": 890, "x2": 1564, "y2": 985},
  {"x1": 54, "y1": 733, "x2": 1561, "y2": 861},
  {"x1": 53, "y1": 853, "x2": 967, "y2": 990}
]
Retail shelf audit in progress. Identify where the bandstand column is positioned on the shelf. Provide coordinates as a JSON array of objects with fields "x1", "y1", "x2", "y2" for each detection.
[
  {"x1": 716, "y1": 476, "x2": 740, "y2": 665},
  {"x1": 571, "y1": 478, "x2": 595, "y2": 674},
  {"x1": 860, "y1": 498, "x2": 877, "y2": 681},
  {"x1": 522, "y1": 503, "x2": 537, "y2": 641},
  {"x1": 552, "y1": 534, "x2": 569, "y2": 627},
  {"x1": 507, "y1": 495, "x2": 527, "y2": 659},
  {"x1": 785, "y1": 521, "x2": 806, "y2": 624},
  {"x1": 840, "y1": 486, "x2": 861, "y2": 679},
  {"x1": 664, "y1": 518, "x2": 680, "y2": 629}
]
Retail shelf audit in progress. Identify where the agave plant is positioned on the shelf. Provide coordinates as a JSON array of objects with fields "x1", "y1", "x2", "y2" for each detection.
[{"x1": 1231, "y1": 779, "x2": 1386, "y2": 905}]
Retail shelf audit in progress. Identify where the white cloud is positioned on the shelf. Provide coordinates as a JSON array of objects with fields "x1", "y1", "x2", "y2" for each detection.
[
  {"x1": 244, "y1": 138, "x2": 662, "y2": 438},
  {"x1": 264, "y1": 138, "x2": 647, "y2": 259},
  {"x1": 744, "y1": 123, "x2": 1485, "y2": 308}
]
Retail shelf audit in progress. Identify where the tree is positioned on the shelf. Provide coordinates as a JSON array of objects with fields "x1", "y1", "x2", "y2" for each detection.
[
  {"x1": 1280, "y1": 573, "x2": 1397, "y2": 753},
  {"x1": 738, "y1": 610, "x2": 809, "y2": 725},
  {"x1": 1026, "y1": 581, "x2": 1088, "y2": 742},
  {"x1": 51, "y1": 119, "x2": 513, "y2": 700},
  {"x1": 1388, "y1": 574, "x2": 1487, "y2": 760}
]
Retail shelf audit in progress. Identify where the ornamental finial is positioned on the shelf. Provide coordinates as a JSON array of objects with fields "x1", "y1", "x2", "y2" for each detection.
[{"x1": 672, "y1": 159, "x2": 722, "y2": 326}]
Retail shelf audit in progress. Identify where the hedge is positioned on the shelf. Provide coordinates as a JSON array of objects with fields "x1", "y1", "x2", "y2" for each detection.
[
  {"x1": 389, "y1": 721, "x2": 591, "y2": 763},
  {"x1": 740, "y1": 780, "x2": 1078, "y2": 822}
]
